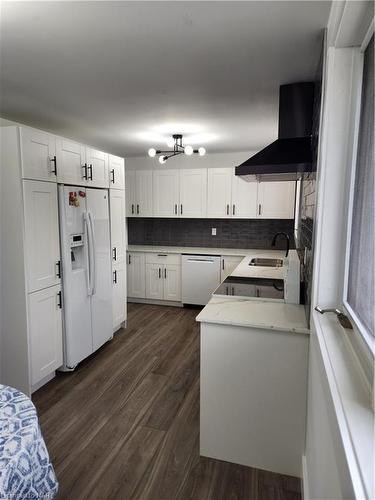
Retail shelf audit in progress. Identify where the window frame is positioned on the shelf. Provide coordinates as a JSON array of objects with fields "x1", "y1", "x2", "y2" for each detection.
[{"x1": 342, "y1": 26, "x2": 375, "y2": 358}]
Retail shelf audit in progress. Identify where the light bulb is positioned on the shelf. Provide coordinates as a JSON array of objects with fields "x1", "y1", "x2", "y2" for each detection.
[
  {"x1": 159, "y1": 155, "x2": 167, "y2": 164},
  {"x1": 148, "y1": 148, "x2": 156, "y2": 158},
  {"x1": 198, "y1": 147, "x2": 206, "y2": 156},
  {"x1": 166, "y1": 138, "x2": 174, "y2": 148},
  {"x1": 184, "y1": 145, "x2": 193, "y2": 156}
]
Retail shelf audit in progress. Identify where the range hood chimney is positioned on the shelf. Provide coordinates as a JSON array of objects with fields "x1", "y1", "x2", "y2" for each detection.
[{"x1": 235, "y1": 82, "x2": 315, "y2": 181}]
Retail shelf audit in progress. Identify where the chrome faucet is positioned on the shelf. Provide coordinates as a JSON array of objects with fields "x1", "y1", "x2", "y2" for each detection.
[{"x1": 271, "y1": 232, "x2": 290, "y2": 257}]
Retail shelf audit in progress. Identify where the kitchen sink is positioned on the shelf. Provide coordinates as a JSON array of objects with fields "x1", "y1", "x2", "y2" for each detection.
[{"x1": 249, "y1": 258, "x2": 283, "y2": 267}]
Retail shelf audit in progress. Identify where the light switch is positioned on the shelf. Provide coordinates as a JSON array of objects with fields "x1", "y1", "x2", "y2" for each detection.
[{"x1": 212, "y1": 228, "x2": 217, "y2": 236}]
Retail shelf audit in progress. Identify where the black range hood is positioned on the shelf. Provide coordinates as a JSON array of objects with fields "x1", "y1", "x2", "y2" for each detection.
[{"x1": 235, "y1": 82, "x2": 315, "y2": 181}]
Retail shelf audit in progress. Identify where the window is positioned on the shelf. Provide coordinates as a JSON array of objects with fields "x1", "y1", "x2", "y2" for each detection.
[{"x1": 345, "y1": 36, "x2": 374, "y2": 343}]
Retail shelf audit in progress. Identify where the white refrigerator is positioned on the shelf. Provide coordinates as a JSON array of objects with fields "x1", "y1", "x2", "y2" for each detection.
[{"x1": 59, "y1": 185, "x2": 113, "y2": 370}]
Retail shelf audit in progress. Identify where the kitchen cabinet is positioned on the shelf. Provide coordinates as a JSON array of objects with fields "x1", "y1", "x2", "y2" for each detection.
[
  {"x1": 28, "y1": 284, "x2": 63, "y2": 386},
  {"x1": 145, "y1": 262, "x2": 181, "y2": 301},
  {"x1": 257, "y1": 181, "x2": 296, "y2": 219},
  {"x1": 110, "y1": 190, "x2": 126, "y2": 264},
  {"x1": 126, "y1": 170, "x2": 153, "y2": 217},
  {"x1": 20, "y1": 127, "x2": 57, "y2": 182},
  {"x1": 220, "y1": 255, "x2": 244, "y2": 281},
  {"x1": 145, "y1": 263, "x2": 164, "y2": 299},
  {"x1": 112, "y1": 261, "x2": 126, "y2": 330},
  {"x1": 207, "y1": 168, "x2": 233, "y2": 218},
  {"x1": 56, "y1": 137, "x2": 86, "y2": 185},
  {"x1": 109, "y1": 154, "x2": 125, "y2": 190},
  {"x1": 153, "y1": 169, "x2": 179, "y2": 217},
  {"x1": 127, "y1": 252, "x2": 146, "y2": 298},
  {"x1": 179, "y1": 168, "x2": 207, "y2": 218},
  {"x1": 231, "y1": 175, "x2": 258, "y2": 218},
  {"x1": 86, "y1": 147, "x2": 109, "y2": 188},
  {"x1": 23, "y1": 180, "x2": 61, "y2": 293}
]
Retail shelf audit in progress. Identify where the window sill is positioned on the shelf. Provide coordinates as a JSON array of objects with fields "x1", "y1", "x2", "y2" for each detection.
[{"x1": 313, "y1": 310, "x2": 374, "y2": 499}]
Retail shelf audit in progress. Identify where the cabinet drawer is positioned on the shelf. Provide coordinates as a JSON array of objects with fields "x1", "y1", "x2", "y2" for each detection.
[{"x1": 145, "y1": 252, "x2": 180, "y2": 265}]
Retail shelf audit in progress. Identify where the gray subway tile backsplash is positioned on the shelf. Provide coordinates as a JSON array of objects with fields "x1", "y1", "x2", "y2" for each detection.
[{"x1": 128, "y1": 218, "x2": 295, "y2": 250}]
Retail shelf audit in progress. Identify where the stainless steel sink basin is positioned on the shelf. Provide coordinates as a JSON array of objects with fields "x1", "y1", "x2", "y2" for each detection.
[{"x1": 249, "y1": 258, "x2": 283, "y2": 267}]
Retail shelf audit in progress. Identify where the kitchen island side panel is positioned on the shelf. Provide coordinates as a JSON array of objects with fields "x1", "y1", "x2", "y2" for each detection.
[{"x1": 200, "y1": 322, "x2": 308, "y2": 477}]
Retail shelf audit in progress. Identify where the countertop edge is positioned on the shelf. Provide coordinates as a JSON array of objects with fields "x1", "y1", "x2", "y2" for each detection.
[{"x1": 196, "y1": 316, "x2": 310, "y2": 335}]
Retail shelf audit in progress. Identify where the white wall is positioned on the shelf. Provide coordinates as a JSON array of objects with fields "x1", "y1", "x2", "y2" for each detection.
[{"x1": 126, "y1": 151, "x2": 255, "y2": 172}]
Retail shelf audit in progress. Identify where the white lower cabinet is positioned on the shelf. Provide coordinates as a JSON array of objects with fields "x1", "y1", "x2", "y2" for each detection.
[
  {"x1": 220, "y1": 255, "x2": 244, "y2": 281},
  {"x1": 127, "y1": 252, "x2": 146, "y2": 298},
  {"x1": 28, "y1": 285, "x2": 63, "y2": 386},
  {"x1": 112, "y1": 261, "x2": 127, "y2": 330},
  {"x1": 145, "y1": 263, "x2": 164, "y2": 299},
  {"x1": 145, "y1": 253, "x2": 181, "y2": 301}
]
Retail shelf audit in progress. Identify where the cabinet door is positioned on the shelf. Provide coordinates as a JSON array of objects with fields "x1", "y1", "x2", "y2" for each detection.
[
  {"x1": 153, "y1": 169, "x2": 179, "y2": 217},
  {"x1": 56, "y1": 137, "x2": 86, "y2": 185},
  {"x1": 231, "y1": 173, "x2": 258, "y2": 218},
  {"x1": 163, "y1": 264, "x2": 181, "y2": 301},
  {"x1": 113, "y1": 261, "x2": 126, "y2": 330},
  {"x1": 20, "y1": 127, "x2": 57, "y2": 182},
  {"x1": 109, "y1": 154, "x2": 125, "y2": 190},
  {"x1": 257, "y1": 181, "x2": 296, "y2": 219},
  {"x1": 28, "y1": 285, "x2": 63, "y2": 386},
  {"x1": 23, "y1": 180, "x2": 61, "y2": 293},
  {"x1": 220, "y1": 255, "x2": 244, "y2": 281},
  {"x1": 86, "y1": 147, "x2": 109, "y2": 188},
  {"x1": 126, "y1": 170, "x2": 136, "y2": 216},
  {"x1": 207, "y1": 168, "x2": 232, "y2": 218},
  {"x1": 136, "y1": 170, "x2": 153, "y2": 216},
  {"x1": 145, "y1": 263, "x2": 164, "y2": 300},
  {"x1": 110, "y1": 190, "x2": 126, "y2": 264},
  {"x1": 179, "y1": 168, "x2": 207, "y2": 218},
  {"x1": 127, "y1": 252, "x2": 146, "y2": 298}
]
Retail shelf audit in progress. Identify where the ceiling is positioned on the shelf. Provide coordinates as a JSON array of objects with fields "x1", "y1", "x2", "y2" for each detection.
[{"x1": 0, "y1": 1, "x2": 331, "y2": 157}]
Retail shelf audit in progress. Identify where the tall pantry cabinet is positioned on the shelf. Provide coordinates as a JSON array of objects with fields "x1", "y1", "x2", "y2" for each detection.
[{"x1": 1, "y1": 126, "x2": 63, "y2": 395}]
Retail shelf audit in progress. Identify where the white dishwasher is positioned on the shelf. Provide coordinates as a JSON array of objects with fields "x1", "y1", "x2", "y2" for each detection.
[{"x1": 182, "y1": 254, "x2": 221, "y2": 305}]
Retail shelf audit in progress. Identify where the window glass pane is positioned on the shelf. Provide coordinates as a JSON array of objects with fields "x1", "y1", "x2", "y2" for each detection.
[{"x1": 347, "y1": 36, "x2": 374, "y2": 336}]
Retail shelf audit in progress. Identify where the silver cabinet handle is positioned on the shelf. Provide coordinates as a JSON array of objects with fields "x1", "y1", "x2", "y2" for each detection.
[
  {"x1": 137, "y1": 204, "x2": 140, "y2": 215},
  {"x1": 82, "y1": 163, "x2": 88, "y2": 180},
  {"x1": 159, "y1": 268, "x2": 161, "y2": 279},
  {"x1": 157, "y1": 254, "x2": 168, "y2": 257},
  {"x1": 258, "y1": 204, "x2": 262, "y2": 215},
  {"x1": 180, "y1": 204, "x2": 183, "y2": 215},
  {"x1": 233, "y1": 204, "x2": 235, "y2": 215},
  {"x1": 174, "y1": 204, "x2": 177, "y2": 215},
  {"x1": 50, "y1": 155, "x2": 57, "y2": 175},
  {"x1": 226, "y1": 204, "x2": 229, "y2": 215},
  {"x1": 164, "y1": 268, "x2": 167, "y2": 279},
  {"x1": 222, "y1": 259, "x2": 225, "y2": 270},
  {"x1": 131, "y1": 204, "x2": 134, "y2": 215},
  {"x1": 128, "y1": 254, "x2": 131, "y2": 265},
  {"x1": 88, "y1": 164, "x2": 93, "y2": 181},
  {"x1": 110, "y1": 169, "x2": 115, "y2": 184}
]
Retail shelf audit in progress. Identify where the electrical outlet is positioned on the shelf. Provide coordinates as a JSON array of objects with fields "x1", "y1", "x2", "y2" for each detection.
[{"x1": 212, "y1": 228, "x2": 217, "y2": 236}]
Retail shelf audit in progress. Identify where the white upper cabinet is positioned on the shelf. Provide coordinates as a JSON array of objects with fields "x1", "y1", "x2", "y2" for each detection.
[
  {"x1": 207, "y1": 168, "x2": 233, "y2": 218},
  {"x1": 56, "y1": 137, "x2": 86, "y2": 185},
  {"x1": 126, "y1": 170, "x2": 153, "y2": 217},
  {"x1": 109, "y1": 154, "x2": 125, "y2": 190},
  {"x1": 179, "y1": 168, "x2": 207, "y2": 218},
  {"x1": 153, "y1": 169, "x2": 180, "y2": 217},
  {"x1": 86, "y1": 147, "x2": 109, "y2": 188},
  {"x1": 20, "y1": 127, "x2": 57, "y2": 182},
  {"x1": 231, "y1": 173, "x2": 258, "y2": 218},
  {"x1": 23, "y1": 180, "x2": 61, "y2": 293},
  {"x1": 28, "y1": 284, "x2": 63, "y2": 386},
  {"x1": 110, "y1": 190, "x2": 126, "y2": 264},
  {"x1": 257, "y1": 181, "x2": 296, "y2": 219}
]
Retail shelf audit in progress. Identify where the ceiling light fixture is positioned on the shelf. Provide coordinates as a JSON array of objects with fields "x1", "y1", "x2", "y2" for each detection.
[{"x1": 148, "y1": 134, "x2": 206, "y2": 163}]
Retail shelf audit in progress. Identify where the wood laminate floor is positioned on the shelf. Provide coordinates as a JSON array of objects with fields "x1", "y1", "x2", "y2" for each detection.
[{"x1": 33, "y1": 303, "x2": 302, "y2": 500}]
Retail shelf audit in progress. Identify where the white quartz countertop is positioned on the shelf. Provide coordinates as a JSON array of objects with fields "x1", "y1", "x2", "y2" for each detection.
[
  {"x1": 128, "y1": 244, "x2": 253, "y2": 256},
  {"x1": 196, "y1": 296, "x2": 309, "y2": 335}
]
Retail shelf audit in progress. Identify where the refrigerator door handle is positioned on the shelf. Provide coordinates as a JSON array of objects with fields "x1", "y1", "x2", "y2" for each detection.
[
  {"x1": 83, "y1": 213, "x2": 92, "y2": 295},
  {"x1": 88, "y1": 211, "x2": 97, "y2": 295}
]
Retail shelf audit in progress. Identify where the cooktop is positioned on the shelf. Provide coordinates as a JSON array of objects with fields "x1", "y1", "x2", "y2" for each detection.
[{"x1": 213, "y1": 276, "x2": 284, "y2": 300}]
